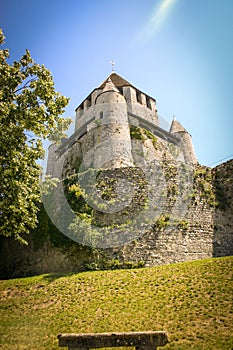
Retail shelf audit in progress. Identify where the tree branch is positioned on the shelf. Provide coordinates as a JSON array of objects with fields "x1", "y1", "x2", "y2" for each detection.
[{"x1": 14, "y1": 77, "x2": 38, "y2": 94}]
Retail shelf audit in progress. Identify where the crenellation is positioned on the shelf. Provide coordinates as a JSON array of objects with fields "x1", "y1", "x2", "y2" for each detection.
[
  {"x1": 74, "y1": 74, "x2": 160, "y2": 141},
  {"x1": 149, "y1": 98, "x2": 156, "y2": 112},
  {"x1": 83, "y1": 98, "x2": 90, "y2": 110},
  {"x1": 91, "y1": 88, "x2": 102, "y2": 105},
  {"x1": 123, "y1": 86, "x2": 137, "y2": 105},
  {"x1": 140, "y1": 92, "x2": 147, "y2": 107}
]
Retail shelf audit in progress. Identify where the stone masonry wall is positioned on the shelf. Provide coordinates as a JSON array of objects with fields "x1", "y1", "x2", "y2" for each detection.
[
  {"x1": 213, "y1": 160, "x2": 233, "y2": 257},
  {"x1": 0, "y1": 160, "x2": 232, "y2": 279},
  {"x1": 101, "y1": 163, "x2": 216, "y2": 266}
]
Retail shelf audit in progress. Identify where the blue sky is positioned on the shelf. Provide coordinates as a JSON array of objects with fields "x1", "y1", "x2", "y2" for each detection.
[{"x1": 1, "y1": 0, "x2": 233, "y2": 168}]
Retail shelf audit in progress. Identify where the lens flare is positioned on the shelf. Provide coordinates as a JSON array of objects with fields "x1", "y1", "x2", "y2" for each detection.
[{"x1": 138, "y1": 0, "x2": 177, "y2": 41}]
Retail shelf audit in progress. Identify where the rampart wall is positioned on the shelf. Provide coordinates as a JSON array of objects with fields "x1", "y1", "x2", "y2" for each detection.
[{"x1": 0, "y1": 160, "x2": 232, "y2": 279}]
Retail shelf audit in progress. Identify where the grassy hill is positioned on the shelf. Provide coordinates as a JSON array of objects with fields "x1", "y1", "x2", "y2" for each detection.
[{"x1": 0, "y1": 256, "x2": 232, "y2": 349}]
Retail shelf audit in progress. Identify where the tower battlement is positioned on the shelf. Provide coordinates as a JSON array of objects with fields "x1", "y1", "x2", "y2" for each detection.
[
  {"x1": 47, "y1": 72, "x2": 197, "y2": 177},
  {"x1": 75, "y1": 72, "x2": 158, "y2": 132}
]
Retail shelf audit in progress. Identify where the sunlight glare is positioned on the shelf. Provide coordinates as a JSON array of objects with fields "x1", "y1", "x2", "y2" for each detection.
[{"x1": 138, "y1": 0, "x2": 177, "y2": 41}]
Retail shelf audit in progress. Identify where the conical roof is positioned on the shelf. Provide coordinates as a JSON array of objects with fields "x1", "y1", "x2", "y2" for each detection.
[
  {"x1": 98, "y1": 72, "x2": 131, "y2": 89},
  {"x1": 102, "y1": 77, "x2": 119, "y2": 92},
  {"x1": 75, "y1": 71, "x2": 155, "y2": 111},
  {"x1": 170, "y1": 117, "x2": 188, "y2": 134}
]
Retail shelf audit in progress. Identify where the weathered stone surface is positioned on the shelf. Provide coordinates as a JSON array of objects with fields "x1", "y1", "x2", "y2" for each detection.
[
  {"x1": 0, "y1": 160, "x2": 232, "y2": 279},
  {"x1": 57, "y1": 331, "x2": 169, "y2": 349}
]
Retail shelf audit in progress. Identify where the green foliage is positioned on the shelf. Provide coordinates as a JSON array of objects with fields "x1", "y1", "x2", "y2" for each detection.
[
  {"x1": 167, "y1": 183, "x2": 179, "y2": 197},
  {"x1": 163, "y1": 164, "x2": 178, "y2": 181},
  {"x1": 214, "y1": 182, "x2": 228, "y2": 210},
  {"x1": 143, "y1": 128, "x2": 157, "y2": 148},
  {"x1": 190, "y1": 166, "x2": 218, "y2": 207},
  {"x1": 92, "y1": 259, "x2": 146, "y2": 271},
  {"x1": 0, "y1": 29, "x2": 71, "y2": 243},
  {"x1": 63, "y1": 173, "x2": 103, "y2": 247},
  {"x1": 0, "y1": 257, "x2": 232, "y2": 349},
  {"x1": 154, "y1": 214, "x2": 170, "y2": 229},
  {"x1": 31, "y1": 204, "x2": 50, "y2": 249},
  {"x1": 40, "y1": 175, "x2": 60, "y2": 195},
  {"x1": 130, "y1": 126, "x2": 157, "y2": 149},
  {"x1": 64, "y1": 178, "x2": 93, "y2": 215},
  {"x1": 130, "y1": 125, "x2": 145, "y2": 141},
  {"x1": 177, "y1": 220, "x2": 189, "y2": 230},
  {"x1": 123, "y1": 260, "x2": 145, "y2": 269},
  {"x1": 31, "y1": 204, "x2": 74, "y2": 250},
  {"x1": 96, "y1": 178, "x2": 116, "y2": 200},
  {"x1": 213, "y1": 165, "x2": 231, "y2": 210}
]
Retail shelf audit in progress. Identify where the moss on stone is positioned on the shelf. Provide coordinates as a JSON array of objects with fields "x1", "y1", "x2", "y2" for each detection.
[
  {"x1": 154, "y1": 214, "x2": 170, "y2": 230},
  {"x1": 191, "y1": 166, "x2": 218, "y2": 207},
  {"x1": 130, "y1": 125, "x2": 158, "y2": 150},
  {"x1": 130, "y1": 125, "x2": 145, "y2": 141},
  {"x1": 143, "y1": 129, "x2": 157, "y2": 149}
]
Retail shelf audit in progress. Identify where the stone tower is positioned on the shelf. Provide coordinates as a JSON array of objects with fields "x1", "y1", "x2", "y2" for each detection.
[
  {"x1": 47, "y1": 72, "x2": 197, "y2": 178},
  {"x1": 85, "y1": 77, "x2": 134, "y2": 169}
]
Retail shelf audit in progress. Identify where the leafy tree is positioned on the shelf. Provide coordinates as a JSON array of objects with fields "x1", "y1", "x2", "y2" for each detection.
[{"x1": 0, "y1": 29, "x2": 71, "y2": 244}]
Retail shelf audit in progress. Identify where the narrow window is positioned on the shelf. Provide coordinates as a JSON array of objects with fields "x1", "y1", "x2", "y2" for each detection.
[
  {"x1": 79, "y1": 103, "x2": 84, "y2": 116},
  {"x1": 136, "y1": 90, "x2": 142, "y2": 104},
  {"x1": 118, "y1": 87, "x2": 123, "y2": 95},
  {"x1": 86, "y1": 95, "x2": 91, "y2": 108},
  {"x1": 146, "y1": 96, "x2": 152, "y2": 109},
  {"x1": 100, "y1": 111, "x2": 103, "y2": 119}
]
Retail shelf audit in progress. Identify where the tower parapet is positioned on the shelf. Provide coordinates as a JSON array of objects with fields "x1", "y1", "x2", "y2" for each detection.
[
  {"x1": 75, "y1": 72, "x2": 159, "y2": 132},
  {"x1": 47, "y1": 72, "x2": 198, "y2": 177}
]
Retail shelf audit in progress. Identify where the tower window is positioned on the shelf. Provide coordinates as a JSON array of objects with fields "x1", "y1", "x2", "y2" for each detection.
[
  {"x1": 86, "y1": 95, "x2": 91, "y2": 108},
  {"x1": 100, "y1": 111, "x2": 103, "y2": 119},
  {"x1": 136, "y1": 90, "x2": 142, "y2": 104},
  {"x1": 118, "y1": 87, "x2": 123, "y2": 95},
  {"x1": 146, "y1": 96, "x2": 152, "y2": 109}
]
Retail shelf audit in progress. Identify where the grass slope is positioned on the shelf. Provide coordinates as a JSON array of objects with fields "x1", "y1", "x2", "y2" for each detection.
[{"x1": 0, "y1": 257, "x2": 232, "y2": 350}]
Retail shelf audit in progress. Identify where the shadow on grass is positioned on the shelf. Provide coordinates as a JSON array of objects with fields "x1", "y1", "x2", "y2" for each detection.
[{"x1": 41, "y1": 271, "x2": 77, "y2": 282}]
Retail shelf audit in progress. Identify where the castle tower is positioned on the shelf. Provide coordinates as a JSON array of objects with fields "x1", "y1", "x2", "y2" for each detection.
[
  {"x1": 170, "y1": 117, "x2": 197, "y2": 165},
  {"x1": 46, "y1": 72, "x2": 198, "y2": 178},
  {"x1": 91, "y1": 78, "x2": 134, "y2": 169},
  {"x1": 98, "y1": 72, "x2": 159, "y2": 126}
]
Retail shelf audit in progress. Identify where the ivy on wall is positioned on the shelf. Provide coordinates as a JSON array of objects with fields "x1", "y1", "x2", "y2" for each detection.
[
  {"x1": 190, "y1": 166, "x2": 218, "y2": 207},
  {"x1": 31, "y1": 153, "x2": 224, "y2": 272},
  {"x1": 130, "y1": 125, "x2": 158, "y2": 149}
]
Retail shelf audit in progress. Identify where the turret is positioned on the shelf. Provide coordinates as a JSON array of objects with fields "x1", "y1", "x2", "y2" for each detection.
[
  {"x1": 97, "y1": 72, "x2": 159, "y2": 126},
  {"x1": 170, "y1": 117, "x2": 197, "y2": 165},
  {"x1": 91, "y1": 78, "x2": 134, "y2": 169}
]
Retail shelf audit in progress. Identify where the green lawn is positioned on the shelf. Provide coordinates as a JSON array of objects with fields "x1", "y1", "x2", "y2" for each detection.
[{"x1": 0, "y1": 257, "x2": 232, "y2": 349}]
